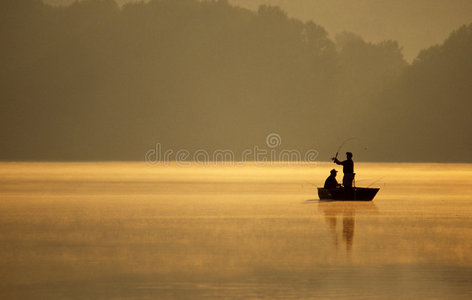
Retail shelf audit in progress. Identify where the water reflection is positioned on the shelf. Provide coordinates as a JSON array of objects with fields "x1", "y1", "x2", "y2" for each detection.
[{"x1": 318, "y1": 201, "x2": 378, "y2": 255}]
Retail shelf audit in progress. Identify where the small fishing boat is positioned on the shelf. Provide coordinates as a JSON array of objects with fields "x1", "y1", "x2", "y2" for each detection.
[{"x1": 318, "y1": 187, "x2": 379, "y2": 201}]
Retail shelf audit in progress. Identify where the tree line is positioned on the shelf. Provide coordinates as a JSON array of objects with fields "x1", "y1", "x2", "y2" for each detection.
[{"x1": 1, "y1": 0, "x2": 470, "y2": 161}]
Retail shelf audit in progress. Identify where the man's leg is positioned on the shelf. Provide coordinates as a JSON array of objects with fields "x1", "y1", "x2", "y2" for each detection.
[{"x1": 343, "y1": 174, "x2": 353, "y2": 189}]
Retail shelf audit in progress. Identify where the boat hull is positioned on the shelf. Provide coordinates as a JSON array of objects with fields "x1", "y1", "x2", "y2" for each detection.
[{"x1": 318, "y1": 187, "x2": 379, "y2": 201}]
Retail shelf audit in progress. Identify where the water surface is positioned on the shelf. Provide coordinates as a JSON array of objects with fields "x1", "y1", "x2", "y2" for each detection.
[{"x1": 1, "y1": 162, "x2": 472, "y2": 298}]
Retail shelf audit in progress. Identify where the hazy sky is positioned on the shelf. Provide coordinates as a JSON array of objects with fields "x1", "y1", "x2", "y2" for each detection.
[{"x1": 43, "y1": 0, "x2": 472, "y2": 61}]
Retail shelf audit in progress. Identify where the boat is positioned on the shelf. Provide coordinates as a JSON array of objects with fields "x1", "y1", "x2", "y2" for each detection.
[{"x1": 318, "y1": 187, "x2": 379, "y2": 201}]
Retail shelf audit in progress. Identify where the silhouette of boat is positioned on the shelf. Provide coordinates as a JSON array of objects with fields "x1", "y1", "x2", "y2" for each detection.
[{"x1": 318, "y1": 187, "x2": 379, "y2": 201}]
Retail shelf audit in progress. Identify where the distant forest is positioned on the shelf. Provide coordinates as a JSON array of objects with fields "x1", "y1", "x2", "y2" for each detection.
[{"x1": 1, "y1": 0, "x2": 471, "y2": 162}]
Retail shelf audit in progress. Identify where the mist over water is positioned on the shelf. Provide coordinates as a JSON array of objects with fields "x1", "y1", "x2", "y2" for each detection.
[{"x1": 1, "y1": 162, "x2": 471, "y2": 298}]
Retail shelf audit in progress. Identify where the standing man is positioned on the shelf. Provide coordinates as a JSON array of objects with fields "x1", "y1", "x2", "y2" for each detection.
[{"x1": 332, "y1": 152, "x2": 355, "y2": 189}]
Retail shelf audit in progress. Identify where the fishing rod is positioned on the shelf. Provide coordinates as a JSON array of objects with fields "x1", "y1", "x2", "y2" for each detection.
[
  {"x1": 302, "y1": 180, "x2": 317, "y2": 188},
  {"x1": 367, "y1": 177, "x2": 385, "y2": 188},
  {"x1": 333, "y1": 137, "x2": 359, "y2": 160}
]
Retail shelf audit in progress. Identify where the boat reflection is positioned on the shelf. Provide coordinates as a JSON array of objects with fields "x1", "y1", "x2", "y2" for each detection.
[{"x1": 318, "y1": 201, "x2": 378, "y2": 255}]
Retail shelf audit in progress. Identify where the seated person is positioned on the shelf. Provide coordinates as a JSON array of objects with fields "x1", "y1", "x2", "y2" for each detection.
[{"x1": 324, "y1": 169, "x2": 341, "y2": 189}]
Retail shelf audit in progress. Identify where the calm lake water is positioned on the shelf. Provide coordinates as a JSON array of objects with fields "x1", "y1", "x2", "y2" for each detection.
[{"x1": 1, "y1": 162, "x2": 472, "y2": 299}]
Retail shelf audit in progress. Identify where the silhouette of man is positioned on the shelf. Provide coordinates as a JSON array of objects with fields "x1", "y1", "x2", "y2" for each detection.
[
  {"x1": 333, "y1": 152, "x2": 355, "y2": 189},
  {"x1": 324, "y1": 169, "x2": 341, "y2": 189}
]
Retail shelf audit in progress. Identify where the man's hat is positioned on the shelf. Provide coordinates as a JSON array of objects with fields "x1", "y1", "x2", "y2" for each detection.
[
  {"x1": 330, "y1": 169, "x2": 337, "y2": 174},
  {"x1": 346, "y1": 152, "x2": 353, "y2": 156}
]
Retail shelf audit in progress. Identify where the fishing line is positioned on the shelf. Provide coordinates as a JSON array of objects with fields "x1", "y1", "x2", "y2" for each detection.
[
  {"x1": 335, "y1": 137, "x2": 359, "y2": 159},
  {"x1": 334, "y1": 137, "x2": 369, "y2": 159}
]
